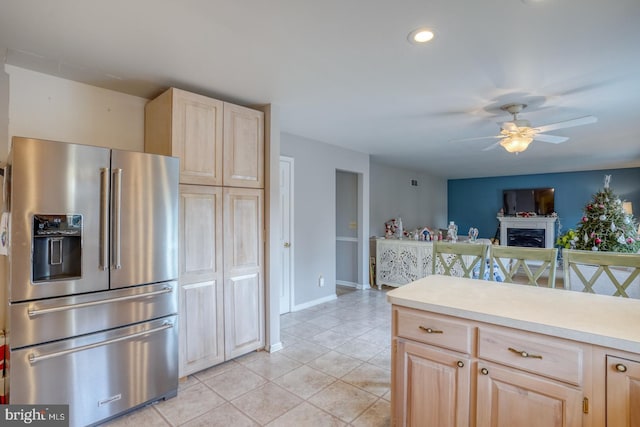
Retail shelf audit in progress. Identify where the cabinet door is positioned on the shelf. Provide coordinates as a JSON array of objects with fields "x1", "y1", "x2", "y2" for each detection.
[
  {"x1": 178, "y1": 185, "x2": 224, "y2": 376},
  {"x1": 179, "y1": 185, "x2": 223, "y2": 284},
  {"x1": 223, "y1": 103, "x2": 264, "y2": 188},
  {"x1": 607, "y1": 356, "x2": 640, "y2": 426},
  {"x1": 223, "y1": 188, "x2": 265, "y2": 359},
  {"x1": 180, "y1": 281, "x2": 224, "y2": 376},
  {"x1": 476, "y1": 362, "x2": 583, "y2": 427},
  {"x1": 173, "y1": 89, "x2": 224, "y2": 185},
  {"x1": 394, "y1": 339, "x2": 471, "y2": 427}
]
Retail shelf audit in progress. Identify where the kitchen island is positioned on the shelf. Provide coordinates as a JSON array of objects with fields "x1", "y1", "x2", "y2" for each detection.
[{"x1": 387, "y1": 275, "x2": 640, "y2": 427}]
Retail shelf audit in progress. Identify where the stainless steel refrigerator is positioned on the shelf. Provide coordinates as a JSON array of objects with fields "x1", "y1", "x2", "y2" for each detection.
[{"x1": 4, "y1": 137, "x2": 179, "y2": 426}]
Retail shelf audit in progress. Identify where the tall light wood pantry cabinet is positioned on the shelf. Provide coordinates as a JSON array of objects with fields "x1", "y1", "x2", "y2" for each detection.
[{"x1": 145, "y1": 87, "x2": 265, "y2": 377}]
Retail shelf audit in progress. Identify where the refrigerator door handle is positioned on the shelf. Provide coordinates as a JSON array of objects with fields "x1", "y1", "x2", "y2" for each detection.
[
  {"x1": 99, "y1": 167, "x2": 109, "y2": 270},
  {"x1": 28, "y1": 321, "x2": 174, "y2": 364},
  {"x1": 112, "y1": 168, "x2": 122, "y2": 270},
  {"x1": 28, "y1": 286, "x2": 173, "y2": 317}
]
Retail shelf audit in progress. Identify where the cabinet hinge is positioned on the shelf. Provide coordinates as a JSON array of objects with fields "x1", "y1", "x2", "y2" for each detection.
[{"x1": 583, "y1": 397, "x2": 589, "y2": 414}]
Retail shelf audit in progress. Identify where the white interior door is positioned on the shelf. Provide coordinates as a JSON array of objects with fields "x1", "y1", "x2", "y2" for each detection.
[{"x1": 279, "y1": 157, "x2": 293, "y2": 314}]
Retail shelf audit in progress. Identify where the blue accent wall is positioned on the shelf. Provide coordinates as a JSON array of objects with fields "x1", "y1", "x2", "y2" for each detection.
[{"x1": 448, "y1": 168, "x2": 640, "y2": 241}]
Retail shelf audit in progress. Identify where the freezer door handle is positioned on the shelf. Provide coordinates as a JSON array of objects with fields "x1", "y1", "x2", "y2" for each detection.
[
  {"x1": 28, "y1": 286, "x2": 173, "y2": 317},
  {"x1": 111, "y1": 168, "x2": 122, "y2": 270},
  {"x1": 28, "y1": 321, "x2": 174, "y2": 364},
  {"x1": 99, "y1": 167, "x2": 109, "y2": 270}
]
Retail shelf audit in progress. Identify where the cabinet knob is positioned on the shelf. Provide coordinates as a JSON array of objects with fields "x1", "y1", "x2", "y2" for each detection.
[
  {"x1": 284, "y1": 242, "x2": 291, "y2": 248},
  {"x1": 456, "y1": 361, "x2": 465, "y2": 368},
  {"x1": 480, "y1": 367, "x2": 489, "y2": 375},
  {"x1": 615, "y1": 363, "x2": 628, "y2": 373}
]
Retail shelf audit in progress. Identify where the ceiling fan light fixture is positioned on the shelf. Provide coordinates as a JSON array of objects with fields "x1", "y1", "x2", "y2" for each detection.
[
  {"x1": 500, "y1": 135, "x2": 533, "y2": 153},
  {"x1": 408, "y1": 28, "x2": 435, "y2": 44}
]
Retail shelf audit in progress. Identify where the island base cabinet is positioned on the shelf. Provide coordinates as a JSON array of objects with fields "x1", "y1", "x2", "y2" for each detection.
[
  {"x1": 476, "y1": 362, "x2": 584, "y2": 427},
  {"x1": 606, "y1": 356, "x2": 640, "y2": 426},
  {"x1": 393, "y1": 339, "x2": 471, "y2": 427}
]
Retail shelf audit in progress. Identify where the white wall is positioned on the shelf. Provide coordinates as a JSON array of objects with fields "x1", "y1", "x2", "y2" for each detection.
[
  {"x1": 281, "y1": 133, "x2": 370, "y2": 308},
  {"x1": 6, "y1": 65, "x2": 146, "y2": 153},
  {"x1": 0, "y1": 66, "x2": 148, "y2": 330},
  {"x1": 370, "y1": 160, "x2": 448, "y2": 236}
]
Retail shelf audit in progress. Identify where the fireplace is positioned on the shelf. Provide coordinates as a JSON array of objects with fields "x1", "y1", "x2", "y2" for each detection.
[
  {"x1": 497, "y1": 216, "x2": 557, "y2": 249},
  {"x1": 507, "y1": 228, "x2": 545, "y2": 248}
]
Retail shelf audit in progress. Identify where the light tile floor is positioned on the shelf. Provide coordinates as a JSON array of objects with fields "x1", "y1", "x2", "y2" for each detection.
[{"x1": 103, "y1": 286, "x2": 392, "y2": 426}]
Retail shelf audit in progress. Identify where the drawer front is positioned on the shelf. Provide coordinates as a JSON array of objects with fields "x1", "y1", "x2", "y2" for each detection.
[
  {"x1": 395, "y1": 307, "x2": 473, "y2": 354},
  {"x1": 9, "y1": 316, "x2": 178, "y2": 427},
  {"x1": 478, "y1": 326, "x2": 584, "y2": 386}
]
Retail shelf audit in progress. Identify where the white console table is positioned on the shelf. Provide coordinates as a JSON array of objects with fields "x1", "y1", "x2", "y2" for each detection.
[{"x1": 375, "y1": 238, "x2": 491, "y2": 288}]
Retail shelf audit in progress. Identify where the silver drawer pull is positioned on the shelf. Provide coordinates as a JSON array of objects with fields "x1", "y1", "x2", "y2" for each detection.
[
  {"x1": 508, "y1": 347, "x2": 543, "y2": 359},
  {"x1": 28, "y1": 286, "x2": 173, "y2": 317},
  {"x1": 418, "y1": 326, "x2": 443, "y2": 334},
  {"x1": 28, "y1": 322, "x2": 173, "y2": 364}
]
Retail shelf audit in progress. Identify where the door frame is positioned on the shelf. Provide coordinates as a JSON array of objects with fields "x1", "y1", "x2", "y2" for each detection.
[
  {"x1": 335, "y1": 168, "x2": 369, "y2": 290},
  {"x1": 279, "y1": 156, "x2": 294, "y2": 313},
  {"x1": 335, "y1": 170, "x2": 360, "y2": 288}
]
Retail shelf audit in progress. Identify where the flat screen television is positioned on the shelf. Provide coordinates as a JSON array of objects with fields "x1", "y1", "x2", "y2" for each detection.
[{"x1": 503, "y1": 188, "x2": 555, "y2": 216}]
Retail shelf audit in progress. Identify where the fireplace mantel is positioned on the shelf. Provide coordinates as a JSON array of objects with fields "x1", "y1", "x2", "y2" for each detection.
[{"x1": 497, "y1": 216, "x2": 557, "y2": 249}]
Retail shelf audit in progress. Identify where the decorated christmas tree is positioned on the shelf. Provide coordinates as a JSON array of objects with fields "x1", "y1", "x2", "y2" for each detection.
[{"x1": 565, "y1": 175, "x2": 640, "y2": 253}]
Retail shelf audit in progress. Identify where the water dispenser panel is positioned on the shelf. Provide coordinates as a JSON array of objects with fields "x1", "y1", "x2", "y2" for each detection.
[{"x1": 32, "y1": 214, "x2": 82, "y2": 283}]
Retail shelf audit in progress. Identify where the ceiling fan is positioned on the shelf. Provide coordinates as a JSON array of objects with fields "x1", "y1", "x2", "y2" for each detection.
[{"x1": 451, "y1": 103, "x2": 598, "y2": 153}]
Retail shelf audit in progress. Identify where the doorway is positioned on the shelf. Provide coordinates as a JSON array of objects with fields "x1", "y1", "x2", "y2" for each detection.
[
  {"x1": 279, "y1": 156, "x2": 294, "y2": 314},
  {"x1": 336, "y1": 170, "x2": 359, "y2": 289}
]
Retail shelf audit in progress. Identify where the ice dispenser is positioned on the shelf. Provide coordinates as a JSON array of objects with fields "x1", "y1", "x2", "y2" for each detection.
[{"x1": 32, "y1": 214, "x2": 82, "y2": 282}]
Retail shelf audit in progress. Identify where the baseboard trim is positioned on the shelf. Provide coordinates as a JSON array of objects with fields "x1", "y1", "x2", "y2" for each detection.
[
  {"x1": 292, "y1": 294, "x2": 337, "y2": 311},
  {"x1": 337, "y1": 280, "x2": 372, "y2": 290},
  {"x1": 336, "y1": 280, "x2": 358, "y2": 288},
  {"x1": 267, "y1": 342, "x2": 283, "y2": 353}
]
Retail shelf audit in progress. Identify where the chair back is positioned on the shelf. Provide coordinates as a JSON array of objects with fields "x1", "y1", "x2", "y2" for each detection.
[
  {"x1": 490, "y1": 246, "x2": 558, "y2": 287},
  {"x1": 432, "y1": 242, "x2": 488, "y2": 279},
  {"x1": 562, "y1": 249, "x2": 640, "y2": 297}
]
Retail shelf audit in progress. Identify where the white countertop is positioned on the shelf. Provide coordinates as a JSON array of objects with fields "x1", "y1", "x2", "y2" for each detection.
[{"x1": 387, "y1": 275, "x2": 640, "y2": 353}]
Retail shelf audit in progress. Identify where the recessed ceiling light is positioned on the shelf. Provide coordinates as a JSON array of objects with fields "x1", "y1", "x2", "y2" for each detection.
[{"x1": 408, "y1": 28, "x2": 435, "y2": 44}]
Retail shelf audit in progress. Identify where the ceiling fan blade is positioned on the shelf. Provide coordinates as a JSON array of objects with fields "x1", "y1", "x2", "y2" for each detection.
[
  {"x1": 533, "y1": 134, "x2": 569, "y2": 144},
  {"x1": 482, "y1": 142, "x2": 500, "y2": 151},
  {"x1": 449, "y1": 135, "x2": 502, "y2": 143},
  {"x1": 534, "y1": 115, "x2": 597, "y2": 133}
]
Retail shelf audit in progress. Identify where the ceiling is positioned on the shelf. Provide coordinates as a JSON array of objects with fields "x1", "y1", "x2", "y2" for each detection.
[{"x1": 1, "y1": 0, "x2": 640, "y2": 179}]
